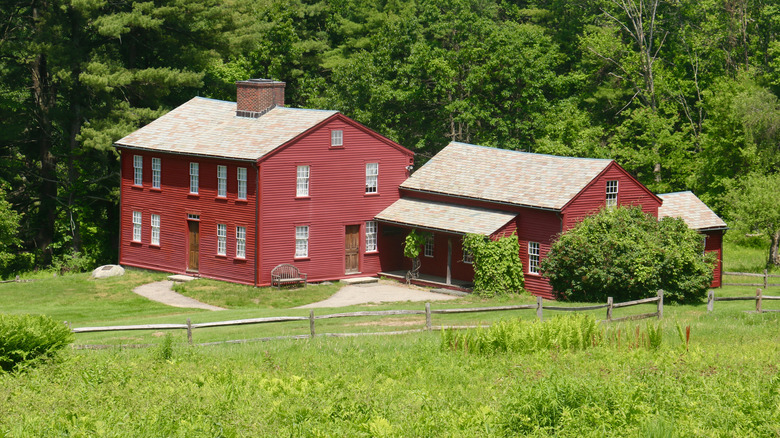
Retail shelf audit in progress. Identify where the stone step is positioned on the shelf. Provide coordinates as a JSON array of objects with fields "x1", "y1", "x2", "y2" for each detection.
[
  {"x1": 342, "y1": 277, "x2": 379, "y2": 285},
  {"x1": 168, "y1": 274, "x2": 198, "y2": 283}
]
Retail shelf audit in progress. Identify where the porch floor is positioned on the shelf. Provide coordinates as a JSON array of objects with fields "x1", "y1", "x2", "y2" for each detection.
[{"x1": 379, "y1": 271, "x2": 473, "y2": 292}]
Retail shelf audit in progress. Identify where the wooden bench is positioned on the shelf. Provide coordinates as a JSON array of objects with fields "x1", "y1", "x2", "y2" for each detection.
[{"x1": 271, "y1": 264, "x2": 307, "y2": 288}]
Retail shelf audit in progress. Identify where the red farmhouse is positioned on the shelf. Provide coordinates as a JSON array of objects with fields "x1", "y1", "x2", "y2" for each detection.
[
  {"x1": 375, "y1": 142, "x2": 724, "y2": 298},
  {"x1": 115, "y1": 79, "x2": 413, "y2": 286}
]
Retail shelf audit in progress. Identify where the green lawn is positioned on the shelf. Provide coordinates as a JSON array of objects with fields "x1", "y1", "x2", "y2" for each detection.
[{"x1": 1, "y1": 244, "x2": 779, "y2": 436}]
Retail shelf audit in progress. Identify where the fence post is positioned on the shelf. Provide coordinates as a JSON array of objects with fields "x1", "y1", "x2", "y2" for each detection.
[
  {"x1": 764, "y1": 269, "x2": 769, "y2": 289},
  {"x1": 756, "y1": 288, "x2": 763, "y2": 313},
  {"x1": 15, "y1": 275, "x2": 19, "y2": 282},
  {"x1": 707, "y1": 290, "x2": 714, "y2": 312},
  {"x1": 536, "y1": 296, "x2": 543, "y2": 321},
  {"x1": 425, "y1": 303, "x2": 431, "y2": 331},
  {"x1": 309, "y1": 310, "x2": 316, "y2": 338},
  {"x1": 186, "y1": 318, "x2": 193, "y2": 345},
  {"x1": 657, "y1": 290, "x2": 664, "y2": 320},
  {"x1": 606, "y1": 297, "x2": 613, "y2": 321}
]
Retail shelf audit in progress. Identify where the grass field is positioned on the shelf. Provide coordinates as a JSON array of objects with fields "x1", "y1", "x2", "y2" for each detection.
[{"x1": 0, "y1": 242, "x2": 779, "y2": 436}]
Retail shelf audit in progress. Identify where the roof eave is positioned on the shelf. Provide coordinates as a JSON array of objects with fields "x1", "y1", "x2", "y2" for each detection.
[
  {"x1": 114, "y1": 143, "x2": 258, "y2": 163},
  {"x1": 399, "y1": 187, "x2": 562, "y2": 212},
  {"x1": 374, "y1": 218, "x2": 470, "y2": 236}
]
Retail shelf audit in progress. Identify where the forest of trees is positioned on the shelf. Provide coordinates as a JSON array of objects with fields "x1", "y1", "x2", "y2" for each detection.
[{"x1": 1, "y1": 0, "x2": 779, "y2": 276}]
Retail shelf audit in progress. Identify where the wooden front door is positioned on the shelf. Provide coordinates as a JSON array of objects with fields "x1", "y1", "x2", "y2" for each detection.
[
  {"x1": 188, "y1": 220, "x2": 199, "y2": 272},
  {"x1": 345, "y1": 225, "x2": 360, "y2": 274}
]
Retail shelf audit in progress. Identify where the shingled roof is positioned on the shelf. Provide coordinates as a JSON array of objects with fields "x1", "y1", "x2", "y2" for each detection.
[
  {"x1": 376, "y1": 198, "x2": 517, "y2": 235},
  {"x1": 401, "y1": 142, "x2": 613, "y2": 210},
  {"x1": 115, "y1": 97, "x2": 338, "y2": 160},
  {"x1": 657, "y1": 191, "x2": 728, "y2": 231}
]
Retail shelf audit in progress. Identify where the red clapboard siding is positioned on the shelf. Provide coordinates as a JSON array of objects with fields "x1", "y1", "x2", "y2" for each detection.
[
  {"x1": 561, "y1": 162, "x2": 662, "y2": 231},
  {"x1": 120, "y1": 149, "x2": 257, "y2": 284},
  {"x1": 705, "y1": 230, "x2": 724, "y2": 287},
  {"x1": 257, "y1": 116, "x2": 413, "y2": 285}
]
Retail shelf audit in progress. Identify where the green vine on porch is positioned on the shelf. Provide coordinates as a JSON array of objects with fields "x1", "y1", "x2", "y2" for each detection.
[
  {"x1": 403, "y1": 229, "x2": 430, "y2": 283},
  {"x1": 462, "y1": 233, "x2": 524, "y2": 297}
]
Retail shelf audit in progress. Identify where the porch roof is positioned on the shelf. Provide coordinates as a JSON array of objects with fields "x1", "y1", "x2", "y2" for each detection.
[{"x1": 375, "y1": 198, "x2": 517, "y2": 235}]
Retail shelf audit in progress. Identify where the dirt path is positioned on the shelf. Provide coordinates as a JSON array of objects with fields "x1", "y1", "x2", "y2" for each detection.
[
  {"x1": 132, "y1": 280, "x2": 225, "y2": 311},
  {"x1": 297, "y1": 280, "x2": 459, "y2": 308}
]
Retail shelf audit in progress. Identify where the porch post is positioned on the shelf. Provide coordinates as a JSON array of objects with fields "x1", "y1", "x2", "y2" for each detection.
[{"x1": 446, "y1": 238, "x2": 452, "y2": 285}]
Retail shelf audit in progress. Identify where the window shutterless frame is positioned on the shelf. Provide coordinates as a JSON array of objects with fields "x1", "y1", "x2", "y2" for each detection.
[
  {"x1": 151, "y1": 158, "x2": 161, "y2": 189},
  {"x1": 237, "y1": 167, "x2": 247, "y2": 200},
  {"x1": 295, "y1": 226, "x2": 309, "y2": 258},
  {"x1": 296, "y1": 165, "x2": 310, "y2": 197},
  {"x1": 133, "y1": 155, "x2": 143, "y2": 186},
  {"x1": 528, "y1": 242, "x2": 540, "y2": 274},
  {"x1": 365, "y1": 221, "x2": 377, "y2": 252},
  {"x1": 189, "y1": 162, "x2": 199, "y2": 194},
  {"x1": 217, "y1": 223, "x2": 227, "y2": 256},
  {"x1": 217, "y1": 165, "x2": 227, "y2": 197}
]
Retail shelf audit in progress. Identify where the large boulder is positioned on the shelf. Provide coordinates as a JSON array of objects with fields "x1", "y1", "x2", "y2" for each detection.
[{"x1": 91, "y1": 265, "x2": 125, "y2": 279}]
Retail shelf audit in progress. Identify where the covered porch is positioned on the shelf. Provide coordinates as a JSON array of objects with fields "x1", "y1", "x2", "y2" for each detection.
[{"x1": 375, "y1": 197, "x2": 518, "y2": 289}]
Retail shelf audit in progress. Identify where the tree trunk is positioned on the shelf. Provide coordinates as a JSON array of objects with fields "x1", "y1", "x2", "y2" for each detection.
[{"x1": 770, "y1": 230, "x2": 780, "y2": 268}]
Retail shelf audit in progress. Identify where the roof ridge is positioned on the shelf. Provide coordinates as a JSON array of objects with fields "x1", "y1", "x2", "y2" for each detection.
[{"x1": 448, "y1": 141, "x2": 613, "y2": 162}]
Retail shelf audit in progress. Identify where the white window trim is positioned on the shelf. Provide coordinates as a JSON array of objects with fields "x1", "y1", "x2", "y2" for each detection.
[
  {"x1": 151, "y1": 158, "x2": 161, "y2": 189},
  {"x1": 132, "y1": 211, "x2": 142, "y2": 242},
  {"x1": 236, "y1": 226, "x2": 246, "y2": 259},
  {"x1": 528, "y1": 242, "x2": 540, "y2": 274},
  {"x1": 217, "y1": 224, "x2": 227, "y2": 256},
  {"x1": 237, "y1": 167, "x2": 247, "y2": 200},
  {"x1": 133, "y1": 155, "x2": 143, "y2": 186},
  {"x1": 366, "y1": 163, "x2": 378, "y2": 194},
  {"x1": 331, "y1": 130, "x2": 343, "y2": 147},
  {"x1": 365, "y1": 221, "x2": 377, "y2": 252},
  {"x1": 190, "y1": 162, "x2": 199, "y2": 194},
  {"x1": 151, "y1": 214, "x2": 160, "y2": 246},
  {"x1": 295, "y1": 226, "x2": 309, "y2": 258},
  {"x1": 217, "y1": 165, "x2": 227, "y2": 197},
  {"x1": 606, "y1": 180, "x2": 618, "y2": 208},
  {"x1": 424, "y1": 235, "x2": 434, "y2": 258},
  {"x1": 296, "y1": 165, "x2": 310, "y2": 197}
]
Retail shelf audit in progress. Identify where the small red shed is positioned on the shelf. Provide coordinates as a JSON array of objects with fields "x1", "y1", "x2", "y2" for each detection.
[
  {"x1": 116, "y1": 79, "x2": 414, "y2": 285},
  {"x1": 657, "y1": 191, "x2": 728, "y2": 287},
  {"x1": 375, "y1": 141, "x2": 664, "y2": 298}
]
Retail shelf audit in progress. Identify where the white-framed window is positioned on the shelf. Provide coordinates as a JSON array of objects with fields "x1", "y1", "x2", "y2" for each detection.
[
  {"x1": 424, "y1": 234, "x2": 434, "y2": 257},
  {"x1": 132, "y1": 211, "x2": 142, "y2": 242},
  {"x1": 151, "y1": 214, "x2": 160, "y2": 246},
  {"x1": 236, "y1": 226, "x2": 246, "y2": 258},
  {"x1": 606, "y1": 180, "x2": 618, "y2": 208},
  {"x1": 365, "y1": 163, "x2": 378, "y2": 194},
  {"x1": 296, "y1": 165, "x2": 310, "y2": 197},
  {"x1": 365, "y1": 221, "x2": 377, "y2": 252},
  {"x1": 528, "y1": 241, "x2": 540, "y2": 274},
  {"x1": 151, "y1": 158, "x2": 161, "y2": 189},
  {"x1": 331, "y1": 130, "x2": 343, "y2": 147},
  {"x1": 295, "y1": 226, "x2": 309, "y2": 258},
  {"x1": 217, "y1": 165, "x2": 227, "y2": 197},
  {"x1": 189, "y1": 162, "x2": 199, "y2": 194},
  {"x1": 133, "y1": 155, "x2": 143, "y2": 186},
  {"x1": 187, "y1": 213, "x2": 200, "y2": 220},
  {"x1": 217, "y1": 223, "x2": 227, "y2": 256},
  {"x1": 237, "y1": 167, "x2": 247, "y2": 200},
  {"x1": 463, "y1": 248, "x2": 473, "y2": 264}
]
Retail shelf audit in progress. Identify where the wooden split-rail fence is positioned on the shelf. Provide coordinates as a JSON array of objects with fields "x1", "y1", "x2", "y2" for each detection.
[
  {"x1": 706, "y1": 288, "x2": 780, "y2": 313},
  {"x1": 723, "y1": 270, "x2": 780, "y2": 288},
  {"x1": 71, "y1": 291, "x2": 664, "y2": 349}
]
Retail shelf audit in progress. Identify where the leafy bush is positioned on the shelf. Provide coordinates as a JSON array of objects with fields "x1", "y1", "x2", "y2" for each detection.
[
  {"x1": 0, "y1": 314, "x2": 73, "y2": 373},
  {"x1": 541, "y1": 206, "x2": 714, "y2": 303},
  {"x1": 441, "y1": 314, "x2": 600, "y2": 355},
  {"x1": 462, "y1": 233, "x2": 524, "y2": 297}
]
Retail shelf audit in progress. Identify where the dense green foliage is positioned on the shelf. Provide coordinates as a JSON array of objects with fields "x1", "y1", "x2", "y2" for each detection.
[
  {"x1": 462, "y1": 233, "x2": 524, "y2": 297},
  {"x1": 725, "y1": 173, "x2": 780, "y2": 267},
  {"x1": 0, "y1": 314, "x2": 74, "y2": 373},
  {"x1": 442, "y1": 314, "x2": 600, "y2": 355},
  {"x1": 541, "y1": 207, "x2": 714, "y2": 303},
  {"x1": 2, "y1": 0, "x2": 780, "y2": 274},
  {"x1": 402, "y1": 229, "x2": 429, "y2": 259}
]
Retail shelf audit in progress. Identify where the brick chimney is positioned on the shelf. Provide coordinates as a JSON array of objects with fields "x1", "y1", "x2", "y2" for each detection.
[{"x1": 235, "y1": 79, "x2": 286, "y2": 118}]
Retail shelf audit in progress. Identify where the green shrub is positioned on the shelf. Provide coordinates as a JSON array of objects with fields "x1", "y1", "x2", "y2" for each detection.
[
  {"x1": 0, "y1": 314, "x2": 73, "y2": 373},
  {"x1": 541, "y1": 206, "x2": 714, "y2": 303},
  {"x1": 441, "y1": 314, "x2": 600, "y2": 355},
  {"x1": 462, "y1": 233, "x2": 524, "y2": 297}
]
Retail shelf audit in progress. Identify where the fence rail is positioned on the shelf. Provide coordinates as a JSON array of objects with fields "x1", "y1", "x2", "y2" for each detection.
[
  {"x1": 707, "y1": 288, "x2": 780, "y2": 313},
  {"x1": 723, "y1": 269, "x2": 780, "y2": 288},
  {"x1": 70, "y1": 291, "x2": 665, "y2": 348}
]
